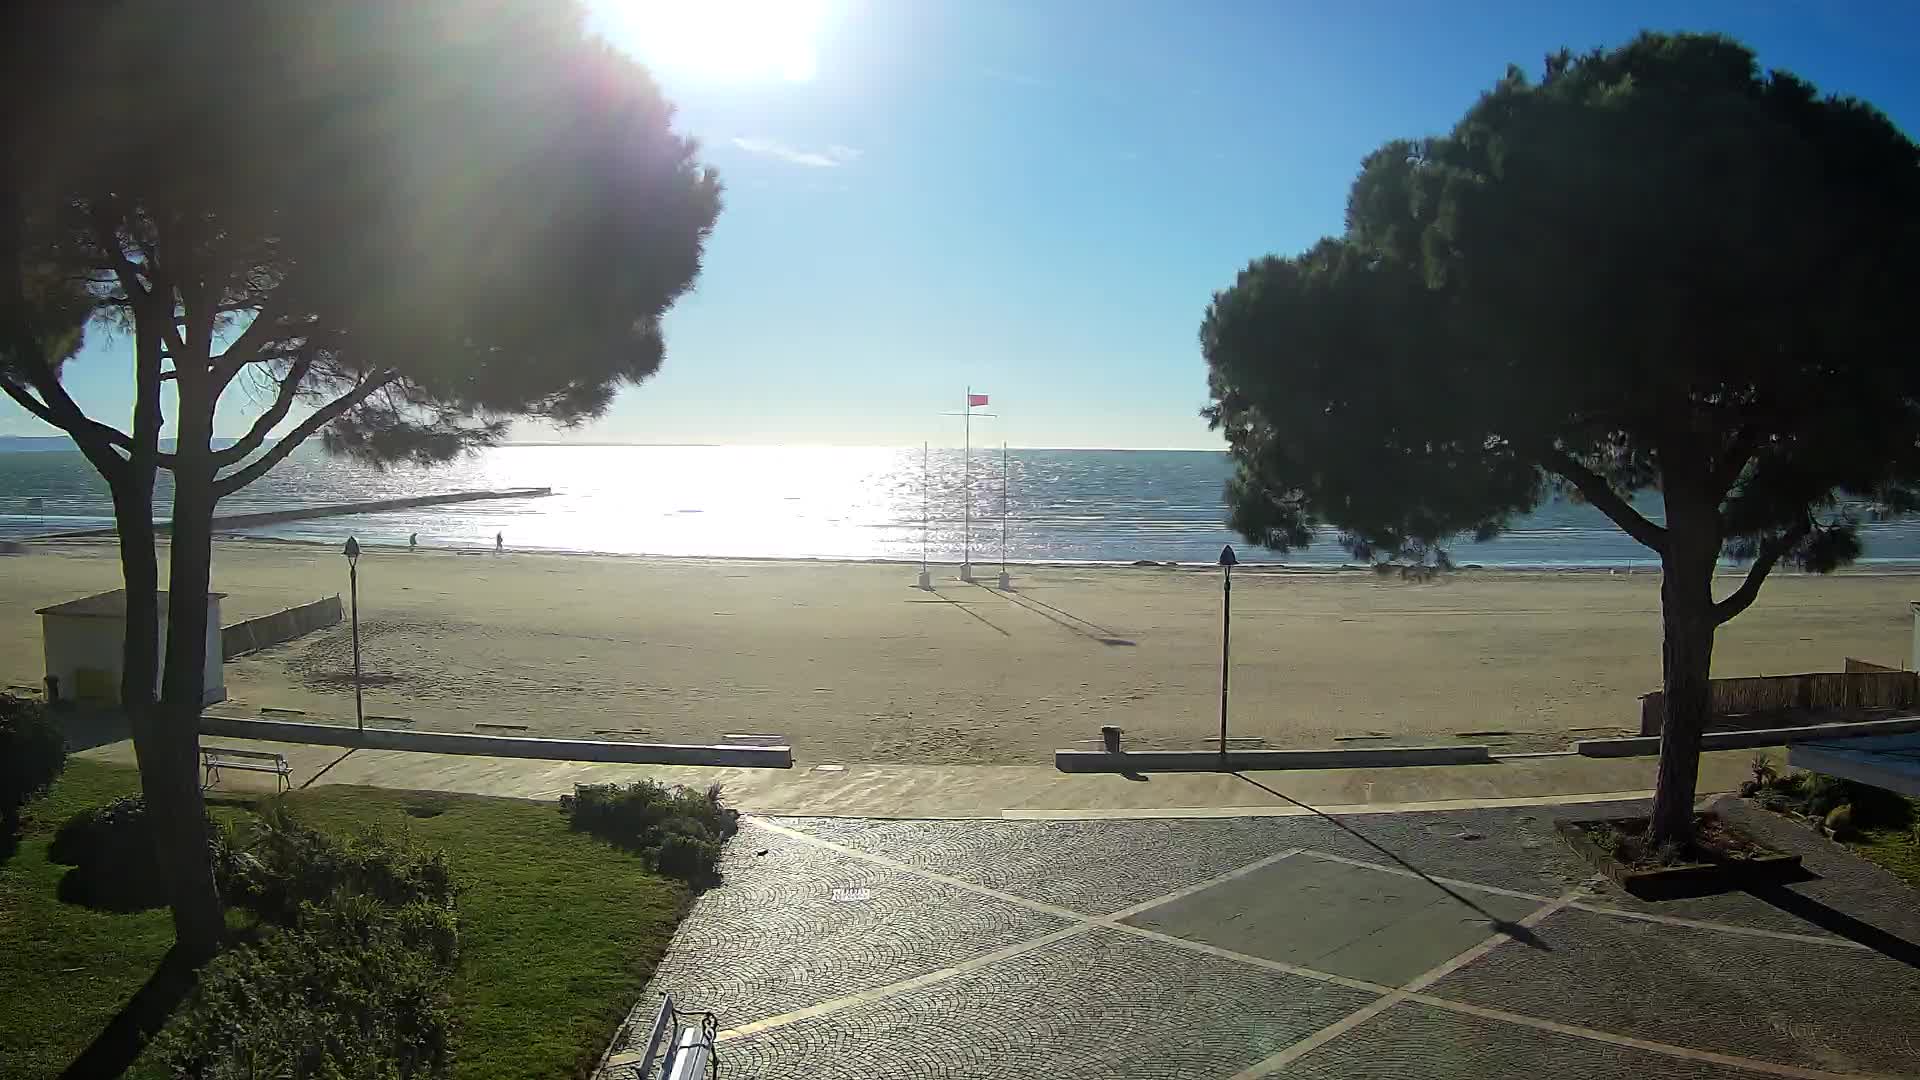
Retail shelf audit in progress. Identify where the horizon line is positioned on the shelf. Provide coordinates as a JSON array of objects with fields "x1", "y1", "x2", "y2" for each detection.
[
  {"x1": 0, "y1": 433, "x2": 1229, "y2": 454},
  {"x1": 496, "y1": 441, "x2": 1228, "y2": 452}
]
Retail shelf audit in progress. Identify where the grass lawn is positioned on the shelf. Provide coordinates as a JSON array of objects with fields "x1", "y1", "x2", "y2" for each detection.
[
  {"x1": 1849, "y1": 823, "x2": 1920, "y2": 892},
  {"x1": 0, "y1": 761, "x2": 163, "y2": 1080},
  {"x1": 0, "y1": 760, "x2": 690, "y2": 1080}
]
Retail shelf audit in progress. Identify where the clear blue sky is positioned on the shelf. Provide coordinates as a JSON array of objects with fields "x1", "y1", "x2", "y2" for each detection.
[{"x1": 11, "y1": 1, "x2": 1920, "y2": 449}]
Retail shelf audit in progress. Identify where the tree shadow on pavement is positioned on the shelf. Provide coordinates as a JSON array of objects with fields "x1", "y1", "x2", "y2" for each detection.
[
  {"x1": 1746, "y1": 883, "x2": 1920, "y2": 970},
  {"x1": 58, "y1": 946, "x2": 200, "y2": 1080},
  {"x1": 1232, "y1": 772, "x2": 1551, "y2": 951}
]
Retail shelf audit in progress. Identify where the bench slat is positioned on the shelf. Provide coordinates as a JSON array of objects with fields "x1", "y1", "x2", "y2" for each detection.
[{"x1": 202, "y1": 747, "x2": 287, "y2": 764}]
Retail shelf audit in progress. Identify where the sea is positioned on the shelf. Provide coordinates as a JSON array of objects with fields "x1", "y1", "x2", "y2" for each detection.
[{"x1": 4, "y1": 443, "x2": 1920, "y2": 568}]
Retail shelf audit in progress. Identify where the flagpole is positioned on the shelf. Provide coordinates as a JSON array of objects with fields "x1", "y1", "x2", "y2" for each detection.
[
  {"x1": 917, "y1": 441, "x2": 932, "y2": 589},
  {"x1": 998, "y1": 441, "x2": 1012, "y2": 590},
  {"x1": 962, "y1": 385, "x2": 972, "y2": 582}
]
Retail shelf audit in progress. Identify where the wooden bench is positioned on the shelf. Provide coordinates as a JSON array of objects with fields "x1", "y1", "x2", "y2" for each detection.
[
  {"x1": 201, "y1": 746, "x2": 291, "y2": 792},
  {"x1": 630, "y1": 995, "x2": 715, "y2": 1079}
]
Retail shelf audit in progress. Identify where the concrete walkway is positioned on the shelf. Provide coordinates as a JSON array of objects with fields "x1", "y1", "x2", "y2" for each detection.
[
  {"x1": 607, "y1": 797, "x2": 1920, "y2": 1079},
  {"x1": 80, "y1": 736, "x2": 1770, "y2": 818}
]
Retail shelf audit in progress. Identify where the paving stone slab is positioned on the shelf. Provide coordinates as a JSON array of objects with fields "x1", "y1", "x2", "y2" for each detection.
[
  {"x1": 1123, "y1": 855, "x2": 1542, "y2": 986},
  {"x1": 776, "y1": 815, "x2": 1329, "y2": 914},
  {"x1": 1297, "y1": 803, "x2": 1615, "y2": 898},
  {"x1": 1289, "y1": 1000, "x2": 1788, "y2": 1079},
  {"x1": 1427, "y1": 907, "x2": 1920, "y2": 1075},
  {"x1": 629, "y1": 824, "x2": 1071, "y2": 1033},
  {"x1": 716, "y1": 926, "x2": 1382, "y2": 1080}
]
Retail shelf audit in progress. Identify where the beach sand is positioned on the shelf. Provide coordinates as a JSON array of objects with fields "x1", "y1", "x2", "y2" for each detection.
[{"x1": 3, "y1": 540, "x2": 1914, "y2": 763}]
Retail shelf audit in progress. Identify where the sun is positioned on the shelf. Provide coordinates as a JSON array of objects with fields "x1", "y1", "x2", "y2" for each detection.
[{"x1": 617, "y1": 0, "x2": 825, "y2": 82}]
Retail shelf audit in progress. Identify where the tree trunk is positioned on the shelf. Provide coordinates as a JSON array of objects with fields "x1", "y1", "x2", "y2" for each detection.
[
  {"x1": 153, "y1": 400, "x2": 224, "y2": 963},
  {"x1": 111, "y1": 295, "x2": 226, "y2": 959},
  {"x1": 1649, "y1": 537, "x2": 1718, "y2": 847}
]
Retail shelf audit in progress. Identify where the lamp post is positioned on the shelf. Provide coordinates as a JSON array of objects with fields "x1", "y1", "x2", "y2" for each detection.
[
  {"x1": 1218, "y1": 543, "x2": 1236, "y2": 759},
  {"x1": 343, "y1": 536, "x2": 364, "y2": 736}
]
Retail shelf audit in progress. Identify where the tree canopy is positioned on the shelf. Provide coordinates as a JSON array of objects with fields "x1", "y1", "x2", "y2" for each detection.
[
  {"x1": 6, "y1": 0, "x2": 720, "y2": 477},
  {"x1": 1, "y1": 0, "x2": 723, "y2": 959},
  {"x1": 1202, "y1": 31, "x2": 1920, "y2": 842}
]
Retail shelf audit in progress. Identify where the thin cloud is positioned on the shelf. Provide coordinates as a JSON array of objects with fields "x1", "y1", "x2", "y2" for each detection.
[{"x1": 730, "y1": 137, "x2": 861, "y2": 168}]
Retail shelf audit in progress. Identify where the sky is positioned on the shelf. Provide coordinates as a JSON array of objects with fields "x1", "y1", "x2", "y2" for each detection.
[{"x1": 11, "y1": 1, "x2": 1920, "y2": 450}]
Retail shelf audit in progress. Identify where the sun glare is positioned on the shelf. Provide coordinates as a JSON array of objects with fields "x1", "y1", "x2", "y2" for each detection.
[{"x1": 621, "y1": 0, "x2": 824, "y2": 82}]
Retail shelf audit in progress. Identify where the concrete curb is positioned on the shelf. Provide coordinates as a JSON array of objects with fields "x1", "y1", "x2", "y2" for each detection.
[
  {"x1": 1054, "y1": 745, "x2": 1493, "y2": 773},
  {"x1": 199, "y1": 716, "x2": 793, "y2": 769},
  {"x1": 1575, "y1": 714, "x2": 1920, "y2": 758}
]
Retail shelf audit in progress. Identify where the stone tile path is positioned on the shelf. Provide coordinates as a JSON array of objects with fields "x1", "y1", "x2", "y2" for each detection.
[{"x1": 602, "y1": 798, "x2": 1920, "y2": 1079}]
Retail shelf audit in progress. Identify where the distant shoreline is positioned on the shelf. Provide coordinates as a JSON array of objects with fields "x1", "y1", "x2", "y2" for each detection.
[{"x1": 23, "y1": 533, "x2": 1920, "y2": 578}]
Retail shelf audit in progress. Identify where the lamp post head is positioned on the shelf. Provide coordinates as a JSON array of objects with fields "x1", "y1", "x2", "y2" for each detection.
[
  {"x1": 343, "y1": 536, "x2": 360, "y2": 564},
  {"x1": 1218, "y1": 544, "x2": 1237, "y2": 567}
]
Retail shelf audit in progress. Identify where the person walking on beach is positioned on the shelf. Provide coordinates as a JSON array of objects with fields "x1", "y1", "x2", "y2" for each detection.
[
  {"x1": 409, "y1": 532, "x2": 418, "y2": 551},
  {"x1": 495, "y1": 531, "x2": 504, "y2": 553}
]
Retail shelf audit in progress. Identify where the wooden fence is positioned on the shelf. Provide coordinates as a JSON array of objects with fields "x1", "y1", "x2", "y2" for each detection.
[
  {"x1": 221, "y1": 595, "x2": 342, "y2": 660},
  {"x1": 1639, "y1": 669, "x2": 1918, "y2": 735}
]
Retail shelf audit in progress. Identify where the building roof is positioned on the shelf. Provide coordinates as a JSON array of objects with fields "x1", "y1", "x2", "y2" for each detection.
[{"x1": 35, "y1": 589, "x2": 227, "y2": 619}]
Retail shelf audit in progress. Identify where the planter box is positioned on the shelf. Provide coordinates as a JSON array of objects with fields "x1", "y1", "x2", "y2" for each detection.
[{"x1": 1555, "y1": 812, "x2": 1803, "y2": 898}]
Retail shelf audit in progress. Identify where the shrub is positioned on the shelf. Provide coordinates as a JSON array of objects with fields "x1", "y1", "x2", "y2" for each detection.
[
  {"x1": 1840, "y1": 782, "x2": 1915, "y2": 831},
  {"x1": 655, "y1": 823, "x2": 724, "y2": 882},
  {"x1": 560, "y1": 780, "x2": 738, "y2": 881},
  {"x1": 48, "y1": 795, "x2": 247, "y2": 911},
  {"x1": 1801, "y1": 773, "x2": 1851, "y2": 818},
  {"x1": 155, "y1": 895, "x2": 456, "y2": 1080},
  {"x1": 236, "y1": 803, "x2": 456, "y2": 925},
  {"x1": 0, "y1": 693, "x2": 66, "y2": 832},
  {"x1": 156, "y1": 812, "x2": 461, "y2": 1079},
  {"x1": 1825, "y1": 804, "x2": 1857, "y2": 840}
]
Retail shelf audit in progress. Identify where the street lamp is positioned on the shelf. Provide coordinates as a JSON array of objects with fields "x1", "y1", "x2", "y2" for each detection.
[
  {"x1": 343, "y1": 536, "x2": 364, "y2": 736},
  {"x1": 1218, "y1": 543, "x2": 1236, "y2": 760}
]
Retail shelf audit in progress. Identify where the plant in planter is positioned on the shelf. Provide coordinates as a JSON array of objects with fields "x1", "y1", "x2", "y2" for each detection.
[{"x1": 1556, "y1": 812, "x2": 1801, "y2": 897}]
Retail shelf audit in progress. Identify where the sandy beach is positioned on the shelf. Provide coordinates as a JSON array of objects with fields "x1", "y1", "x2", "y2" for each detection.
[{"x1": 4, "y1": 539, "x2": 1915, "y2": 763}]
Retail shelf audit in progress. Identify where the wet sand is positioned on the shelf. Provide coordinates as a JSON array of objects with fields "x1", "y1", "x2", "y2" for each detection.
[{"x1": 4, "y1": 540, "x2": 1913, "y2": 763}]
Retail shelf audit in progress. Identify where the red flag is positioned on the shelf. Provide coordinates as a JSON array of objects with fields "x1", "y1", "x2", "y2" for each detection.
[{"x1": 968, "y1": 393, "x2": 989, "y2": 406}]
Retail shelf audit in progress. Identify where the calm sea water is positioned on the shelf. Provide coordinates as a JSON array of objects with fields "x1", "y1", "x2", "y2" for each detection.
[{"x1": 4, "y1": 444, "x2": 1920, "y2": 567}]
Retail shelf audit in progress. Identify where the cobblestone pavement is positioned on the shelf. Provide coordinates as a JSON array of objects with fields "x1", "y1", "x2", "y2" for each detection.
[{"x1": 602, "y1": 798, "x2": 1920, "y2": 1079}]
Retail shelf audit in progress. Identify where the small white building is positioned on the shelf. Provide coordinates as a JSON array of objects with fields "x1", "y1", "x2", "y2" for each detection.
[{"x1": 35, "y1": 590, "x2": 226, "y2": 706}]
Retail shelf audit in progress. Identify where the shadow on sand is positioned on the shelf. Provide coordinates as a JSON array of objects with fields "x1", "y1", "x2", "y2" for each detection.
[
  {"x1": 968, "y1": 582, "x2": 1136, "y2": 646},
  {"x1": 911, "y1": 590, "x2": 1012, "y2": 637}
]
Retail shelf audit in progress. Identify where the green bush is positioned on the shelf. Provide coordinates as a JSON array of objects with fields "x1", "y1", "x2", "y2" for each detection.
[
  {"x1": 235, "y1": 803, "x2": 456, "y2": 925},
  {"x1": 1825, "y1": 804, "x2": 1857, "y2": 840},
  {"x1": 0, "y1": 693, "x2": 66, "y2": 832},
  {"x1": 1802, "y1": 773, "x2": 1851, "y2": 818},
  {"x1": 655, "y1": 823, "x2": 724, "y2": 882},
  {"x1": 560, "y1": 780, "x2": 738, "y2": 881},
  {"x1": 155, "y1": 895, "x2": 456, "y2": 1080},
  {"x1": 156, "y1": 811, "x2": 461, "y2": 1079},
  {"x1": 47, "y1": 795, "x2": 249, "y2": 911}
]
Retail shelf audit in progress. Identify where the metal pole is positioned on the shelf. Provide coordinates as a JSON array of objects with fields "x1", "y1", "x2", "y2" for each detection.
[
  {"x1": 349, "y1": 559, "x2": 364, "y2": 735},
  {"x1": 922, "y1": 441, "x2": 929, "y2": 575},
  {"x1": 963, "y1": 386, "x2": 971, "y2": 575},
  {"x1": 1219, "y1": 562, "x2": 1231, "y2": 757},
  {"x1": 1001, "y1": 442, "x2": 1008, "y2": 574}
]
